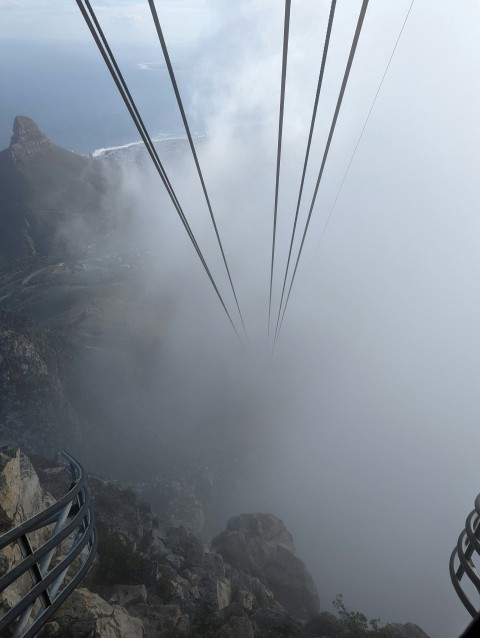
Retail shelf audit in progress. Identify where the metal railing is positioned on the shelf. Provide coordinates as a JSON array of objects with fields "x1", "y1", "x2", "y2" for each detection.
[
  {"x1": 450, "y1": 493, "x2": 480, "y2": 637},
  {"x1": 0, "y1": 451, "x2": 97, "y2": 638}
]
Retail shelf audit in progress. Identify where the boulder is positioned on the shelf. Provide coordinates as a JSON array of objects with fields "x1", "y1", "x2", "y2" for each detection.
[
  {"x1": 52, "y1": 588, "x2": 144, "y2": 638},
  {"x1": 10, "y1": 116, "x2": 51, "y2": 163},
  {"x1": 388, "y1": 622, "x2": 431, "y2": 638},
  {"x1": 143, "y1": 603, "x2": 181, "y2": 634},
  {"x1": 237, "y1": 589, "x2": 254, "y2": 611},
  {"x1": 110, "y1": 584, "x2": 148, "y2": 608},
  {"x1": 0, "y1": 447, "x2": 52, "y2": 532},
  {"x1": 219, "y1": 615, "x2": 255, "y2": 638},
  {"x1": 0, "y1": 447, "x2": 54, "y2": 618},
  {"x1": 216, "y1": 578, "x2": 232, "y2": 610},
  {"x1": 213, "y1": 513, "x2": 319, "y2": 619}
]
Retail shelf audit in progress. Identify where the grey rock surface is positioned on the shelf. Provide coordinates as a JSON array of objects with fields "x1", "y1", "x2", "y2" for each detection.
[
  {"x1": 10, "y1": 116, "x2": 51, "y2": 163},
  {"x1": 213, "y1": 512, "x2": 320, "y2": 619},
  {"x1": 0, "y1": 449, "x2": 431, "y2": 638},
  {"x1": 52, "y1": 588, "x2": 144, "y2": 638},
  {"x1": 388, "y1": 622, "x2": 431, "y2": 638}
]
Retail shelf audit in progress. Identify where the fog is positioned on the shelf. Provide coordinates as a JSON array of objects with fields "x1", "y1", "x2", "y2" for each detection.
[{"x1": 4, "y1": 0, "x2": 480, "y2": 636}]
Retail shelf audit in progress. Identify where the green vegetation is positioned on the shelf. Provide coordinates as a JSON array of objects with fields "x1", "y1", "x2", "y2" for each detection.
[
  {"x1": 305, "y1": 594, "x2": 394, "y2": 638},
  {"x1": 93, "y1": 527, "x2": 176, "y2": 602},
  {"x1": 190, "y1": 603, "x2": 223, "y2": 638},
  {"x1": 258, "y1": 595, "x2": 394, "y2": 638},
  {"x1": 155, "y1": 573, "x2": 176, "y2": 601},
  {"x1": 94, "y1": 530, "x2": 153, "y2": 586}
]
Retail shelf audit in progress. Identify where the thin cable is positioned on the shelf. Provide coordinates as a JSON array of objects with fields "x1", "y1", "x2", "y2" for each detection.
[
  {"x1": 275, "y1": 0, "x2": 370, "y2": 343},
  {"x1": 268, "y1": 0, "x2": 291, "y2": 335},
  {"x1": 273, "y1": 0, "x2": 337, "y2": 343},
  {"x1": 148, "y1": 0, "x2": 247, "y2": 337},
  {"x1": 76, "y1": 0, "x2": 241, "y2": 339},
  {"x1": 309, "y1": 0, "x2": 416, "y2": 262}
]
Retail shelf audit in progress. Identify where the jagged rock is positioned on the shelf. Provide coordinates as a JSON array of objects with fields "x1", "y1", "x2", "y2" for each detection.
[
  {"x1": 0, "y1": 311, "x2": 82, "y2": 455},
  {"x1": 0, "y1": 449, "x2": 431, "y2": 638},
  {"x1": 10, "y1": 116, "x2": 51, "y2": 163},
  {"x1": 176, "y1": 613, "x2": 190, "y2": 633},
  {"x1": 225, "y1": 565, "x2": 282, "y2": 613},
  {"x1": 38, "y1": 621, "x2": 61, "y2": 637},
  {"x1": 213, "y1": 513, "x2": 319, "y2": 619},
  {"x1": 143, "y1": 603, "x2": 181, "y2": 633},
  {"x1": 110, "y1": 584, "x2": 147, "y2": 608},
  {"x1": 52, "y1": 588, "x2": 144, "y2": 638},
  {"x1": 219, "y1": 615, "x2": 255, "y2": 638},
  {"x1": 237, "y1": 589, "x2": 254, "y2": 611},
  {"x1": 0, "y1": 447, "x2": 54, "y2": 619},
  {"x1": 216, "y1": 578, "x2": 232, "y2": 610},
  {"x1": 0, "y1": 115, "x2": 133, "y2": 267},
  {"x1": 388, "y1": 622, "x2": 431, "y2": 638},
  {"x1": 0, "y1": 446, "x2": 52, "y2": 530},
  {"x1": 140, "y1": 475, "x2": 207, "y2": 535}
]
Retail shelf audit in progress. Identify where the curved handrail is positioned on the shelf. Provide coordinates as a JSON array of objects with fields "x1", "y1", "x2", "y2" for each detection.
[
  {"x1": 0, "y1": 450, "x2": 97, "y2": 638},
  {"x1": 0, "y1": 455, "x2": 85, "y2": 551},
  {"x1": 450, "y1": 492, "x2": 480, "y2": 636},
  {"x1": 0, "y1": 498, "x2": 90, "y2": 591}
]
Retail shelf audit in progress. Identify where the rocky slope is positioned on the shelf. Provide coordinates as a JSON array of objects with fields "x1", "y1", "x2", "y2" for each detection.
[
  {"x1": 0, "y1": 116, "x2": 175, "y2": 476},
  {"x1": 0, "y1": 116, "x2": 129, "y2": 263},
  {"x1": 0, "y1": 448, "x2": 430, "y2": 638},
  {"x1": 0, "y1": 117, "x2": 244, "y2": 509},
  {"x1": 0, "y1": 119, "x2": 432, "y2": 637}
]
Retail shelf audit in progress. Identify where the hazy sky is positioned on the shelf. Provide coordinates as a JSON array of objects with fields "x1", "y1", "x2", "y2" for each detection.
[
  {"x1": 3, "y1": 2, "x2": 480, "y2": 637},
  {"x1": 0, "y1": 0, "x2": 216, "y2": 44}
]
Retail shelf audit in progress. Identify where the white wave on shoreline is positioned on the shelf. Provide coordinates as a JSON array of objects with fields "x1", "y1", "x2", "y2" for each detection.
[
  {"x1": 92, "y1": 133, "x2": 193, "y2": 158},
  {"x1": 137, "y1": 61, "x2": 185, "y2": 72}
]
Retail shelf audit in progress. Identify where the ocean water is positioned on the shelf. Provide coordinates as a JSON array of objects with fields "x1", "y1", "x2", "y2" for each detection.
[{"x1": 0, "y1": 39, "x2": 200, "y2": 155}]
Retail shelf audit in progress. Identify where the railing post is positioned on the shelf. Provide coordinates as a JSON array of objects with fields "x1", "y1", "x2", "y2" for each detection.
[{"x1": 0, "y1": 451, "x2": 96, "y2": 638}]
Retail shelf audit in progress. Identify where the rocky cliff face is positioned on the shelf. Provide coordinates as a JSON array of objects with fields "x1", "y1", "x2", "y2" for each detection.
[
  {"x1": 0, "y1": 449, "x2": 430, "y2": 638},
  {"x1": 0, "y1": 117, "x2": 173, "y2": 476},
  {"x1": 0, "y1": 448, "x2": 55, "y2": 625},
  {"x1": 0, "y1": 117, "x2": 258, "y2": 537},
  {"x1": 0, "y1": 116, "x2": 130, "y2": 263},
  {"x1": 212, "y1": 513, "x2": 319, "y2": 620},
  {"x1": 9, "y1": 116, "x2": 52, "y2": 163},
  {"x1": 0, "y1": 309, "x2": 83, "y2": 455},
  {"x1": 0, "y1": 119, "x2": 432, "y2": 637},
  {"x1": 0, "y1": 449, "x2": 312, "y2": 638}
]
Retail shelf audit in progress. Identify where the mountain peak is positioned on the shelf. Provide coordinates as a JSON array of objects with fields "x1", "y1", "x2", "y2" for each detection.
[{"x1": 10, "y1": 116, "x2": 51, "y2": 161}]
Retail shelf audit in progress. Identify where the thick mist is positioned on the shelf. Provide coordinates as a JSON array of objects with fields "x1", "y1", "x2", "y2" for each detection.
[
  {"x1": 4, "y1": 0, "x2": 480, "y2": 636},
  {"x1": 98, "y1": 2, "x2": 480, "y2": 636}
]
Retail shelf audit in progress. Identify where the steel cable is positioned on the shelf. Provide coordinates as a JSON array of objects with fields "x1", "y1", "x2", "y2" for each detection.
[
  {"x1": 148, "y1": 0, "x2": 247, "y2": 337},
  {"x1": 275, "y1": 0, "x2": 370, "y2": 344},
  {"x1": 268, "y1": 0, "x2": 291, "y2": 335},
  {"x1": 273, "y1": 0, "x2": 337, "y2": 343},
  {"x1": 76, "y1": 0, "x2": 241, "y2": 339},
  {"x1": 309, "y1": 0, "x2": 416, "y2": 263}
]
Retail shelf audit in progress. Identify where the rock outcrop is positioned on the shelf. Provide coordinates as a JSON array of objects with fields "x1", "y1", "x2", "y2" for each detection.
[
  {"x1": 0, "y1": 310, "x2": 83, "y2": 456},
  {"x1": 45, "y1": 588, "x2": 144, "y2": 638},
  {"x1": 388, "y1": 623, "x2": 431, "y2": 638},
  {"x1": 0, "y1": 449, "x2": 300, "y2": 637},
  {"x1": 0, "y1": 448, "x2": 54, "y2": 622},
  {"x1": 0, "y1": 116, "x2": 130, "y2": 264},
  {"x1": 10, "y1": 116, "x2": 52, "y2": 163},
  {"x1": 0, "y1": 449, "x2": 431, "y2": 638},
  {"x1": 212, "y1": 513, "x2": 320, "y2": 619}
]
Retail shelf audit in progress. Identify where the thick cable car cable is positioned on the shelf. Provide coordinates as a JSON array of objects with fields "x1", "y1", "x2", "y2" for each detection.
[
  {"x1": 275, "y1": 0, "x2": 370, "y2": 345},
  {"x1": 309, "y1": 0, "x2": 416, "y2": 266},
  {"x1": 268, "y1": 0, "x2": 291, "y2": 336},
  {"x1": 147, "y1": 0, "x2": 248, "y2": 338},
  {"x1": 273, "y1": 0, "x2": 337, "y2": 344},
  {"x1": 76, "y1": 0, "x2": 242, "y2": 340}
]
